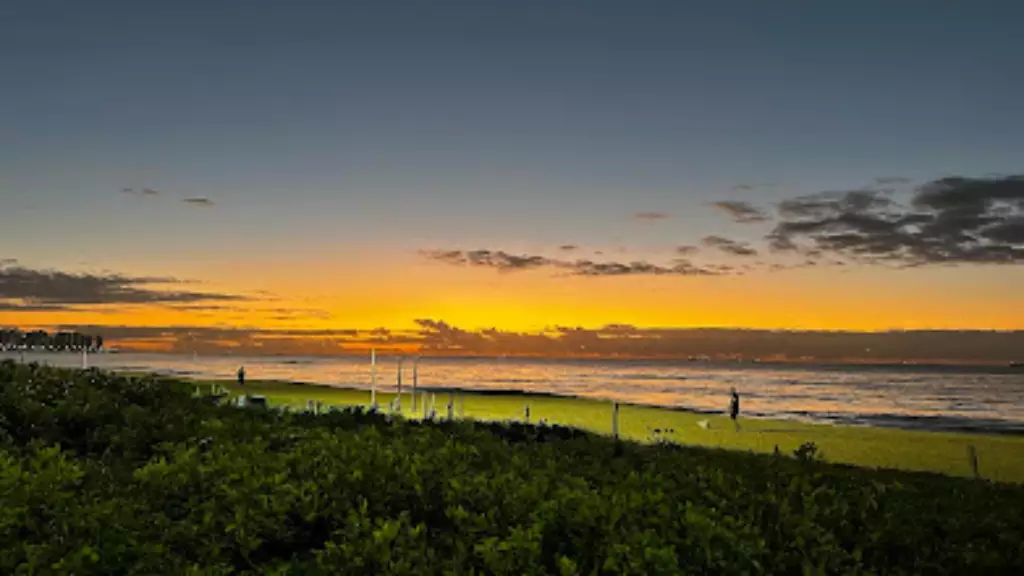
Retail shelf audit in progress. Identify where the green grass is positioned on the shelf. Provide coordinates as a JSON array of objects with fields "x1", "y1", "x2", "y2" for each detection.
[{"x1": 196, "y1": 378, "x2": 1024, "y2": 483}]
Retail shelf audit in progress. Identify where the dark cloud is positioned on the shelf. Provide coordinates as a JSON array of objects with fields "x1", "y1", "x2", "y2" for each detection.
[
  {"x1": 407, "y1": 320, "x2": 1024, "y2": 363},
  {"x1": 183, "y1": 197, "x2": 215, "y2": 207},
  {"x1": 0, "y1": 302, "x2": 72, "y2": 312},
  {"x1": 633, "y1": 211, "x2": 671, "y2": 221},
  {"x1": 421, "y1": 249, "x2": 719, "y2": 277},
  {"x1": 701, "y1": 235, "x2": 759, "y2": 257},
  {"x1": 711, "y1": 201, "x2": 770, "y2": 224},
  {"x1": 42, "y1": 321, "x2": 1024, "y2": 363},
  {"x1": 558, "y1": 244, "x2": 579, "y2": 252},
  {"x1": 675, "y1": 245, "x2": 699, "y2": 255},
  {"x1": 0, "y1": 262, "x2": 247, "y2": 306},
  {"x1": 419, "y1": 249, "x2": 551, "y2": 271},
  {"x1": 776, "y1": 189, "x2": 896, "y2": 219},
  {"x1": 732, "y1": 184, "x2": 755, "y2": 191},
  {"x1": 768, "y1": 175, "x2": 1024, "y2": 265},
  {"x1": 569, "y1": 259, "x2": 716, "y2": 277}
]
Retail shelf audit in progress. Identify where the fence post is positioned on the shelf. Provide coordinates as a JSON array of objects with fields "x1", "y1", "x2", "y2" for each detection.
[
  {"x1": 967, "y1": 444, "x2": 980, "y2": 479},
  {"x1": 612, "y1": 401, "x2": 620, "y2": 439},
  {"x1": 447, "y1": 391, "x2": 455, "y2": 421}
]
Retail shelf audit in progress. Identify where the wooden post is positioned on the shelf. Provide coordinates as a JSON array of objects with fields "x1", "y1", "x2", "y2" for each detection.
[
  {"x1": 447, "y1": 391, "x2": 455, "y2": 421},
  {"x1": 524, "y1": 404, "x2": 531, "y2": 424},
  {"x1": 967, "y1": 444, "x2": 980, "y2": 479},
  {"x1": 612, "y1": 401, "x2": 620, "y2": 439}
]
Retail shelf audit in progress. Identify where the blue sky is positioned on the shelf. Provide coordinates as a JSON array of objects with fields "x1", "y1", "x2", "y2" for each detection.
[{"x1": 2, "y1": 1, "x2": 1023, "y2": 334}]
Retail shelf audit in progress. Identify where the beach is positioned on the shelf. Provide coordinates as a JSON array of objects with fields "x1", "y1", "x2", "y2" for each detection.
[
  {"x1": 195, "y1": 377, "x2": 1024, "y2": 483},
  {"x1": 8, "y1": 351, "x2": 1023, "y2": 481}
]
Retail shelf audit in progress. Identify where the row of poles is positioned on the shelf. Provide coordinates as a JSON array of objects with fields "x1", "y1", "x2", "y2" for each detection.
[
  {"x1": 369, "y1": 348, "x2": 423, "y2": 413},
  {"x1": 367, "y1": 347, "x2": 621, "y2": 437}
]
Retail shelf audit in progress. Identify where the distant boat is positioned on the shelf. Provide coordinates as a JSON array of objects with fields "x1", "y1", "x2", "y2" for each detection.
[{"x1": 1010, "y1": 361, "x2": 1024, "y2": 369}]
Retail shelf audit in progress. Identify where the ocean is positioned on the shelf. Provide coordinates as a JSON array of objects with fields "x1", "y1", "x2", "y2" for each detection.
[{"x1": 4, "y1": 351, "x2": 1023, "y2": 434}]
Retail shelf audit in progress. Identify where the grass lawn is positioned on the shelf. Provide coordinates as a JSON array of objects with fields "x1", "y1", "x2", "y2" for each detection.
[{"x1": 187, "y1": 377, "x2": 1024, "y2": 483}]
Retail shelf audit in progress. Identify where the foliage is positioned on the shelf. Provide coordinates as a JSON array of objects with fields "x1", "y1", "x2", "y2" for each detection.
[{"x1": 2, "y1": 361, "x2": 1023, "y2": 574}]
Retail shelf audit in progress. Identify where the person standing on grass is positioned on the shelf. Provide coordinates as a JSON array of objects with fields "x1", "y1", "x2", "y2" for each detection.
[
  {"x1": 729, "y1": 388, "x2": 741, "y2": 431},
  {"x1": 238, "y1": 366, "x2": 246, "y2": 387}
]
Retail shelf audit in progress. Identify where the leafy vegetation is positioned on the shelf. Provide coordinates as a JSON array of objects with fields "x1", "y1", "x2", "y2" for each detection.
[{"x1": 3, "y1": 361, "x2": 1024, "y2": 574}]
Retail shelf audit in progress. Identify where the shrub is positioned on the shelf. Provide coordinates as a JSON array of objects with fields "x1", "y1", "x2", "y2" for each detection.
[{"x1": 2, "y1": 362, "x2": 1023, "y2": 574}]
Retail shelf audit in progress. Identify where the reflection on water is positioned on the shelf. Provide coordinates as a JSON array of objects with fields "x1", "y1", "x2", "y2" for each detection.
[{"x1": 4, "y1": 352, "x2": 1023, "y2": 433}]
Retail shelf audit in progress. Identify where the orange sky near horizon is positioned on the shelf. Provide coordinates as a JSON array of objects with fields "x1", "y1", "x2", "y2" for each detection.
[{"x1": 4, "y1": 256, "x2": 1023, "y2": 334}]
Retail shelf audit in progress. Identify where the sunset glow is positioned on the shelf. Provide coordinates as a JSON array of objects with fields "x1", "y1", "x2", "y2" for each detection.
[{"x1": 2, "y1": 2, "x2": 1022, "y2": 361}]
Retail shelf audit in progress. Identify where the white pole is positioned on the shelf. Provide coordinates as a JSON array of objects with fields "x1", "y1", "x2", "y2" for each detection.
[
  {"x1": 370, "y1": 348, "x2": 377, "y2": 408},
  {"x1": 412, "y1": 357, "x2": 420, "y2": 412},
  {"x1": 82, "y1": 348, "x2": 88, "y2": 370}
]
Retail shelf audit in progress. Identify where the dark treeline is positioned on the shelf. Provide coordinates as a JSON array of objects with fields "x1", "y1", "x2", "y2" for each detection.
[{"x1": 0, "y1": 328, "x2": 103, "y2": 352}]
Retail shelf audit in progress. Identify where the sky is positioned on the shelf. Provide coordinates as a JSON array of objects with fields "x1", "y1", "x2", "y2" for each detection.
[{"x1": 2, "y1": 1, "x2": 1023, "y2": 358}]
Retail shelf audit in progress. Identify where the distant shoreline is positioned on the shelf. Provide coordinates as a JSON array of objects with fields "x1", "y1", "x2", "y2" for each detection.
[{"x1": 43, "y1": 349, "x2": 1023, "y2": 372}]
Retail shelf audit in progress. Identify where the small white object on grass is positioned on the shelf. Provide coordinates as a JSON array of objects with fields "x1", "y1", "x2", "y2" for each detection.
[{"x1": 697, "y1": 419, "x2": 710, "y2": 430}]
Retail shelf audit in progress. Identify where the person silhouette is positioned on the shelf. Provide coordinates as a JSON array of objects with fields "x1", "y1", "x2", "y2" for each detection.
[
  {"x1": 237, "y1": 366, "x2": 246, "y2": 387},
  {"x1": 729, "y1": 388, "x2": 741, "y2": 431}
]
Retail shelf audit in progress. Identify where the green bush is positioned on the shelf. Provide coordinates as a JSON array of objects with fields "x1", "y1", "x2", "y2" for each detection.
[{"x1": 1, "y1": 360, "x2": 1023, "y2": 574}]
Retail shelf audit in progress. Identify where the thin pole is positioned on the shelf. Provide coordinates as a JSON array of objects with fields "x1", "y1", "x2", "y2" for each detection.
[
  {"x1": 412, "y1": 357, "x2": 419, "y2": 412},
  {"x1": 370, "y1": 348, "x2": 377, "y2": 408},
  {"x1": 396, "y1": 357, "x2": 404, "y2": 411},
  {"x1": 612, "y1": 401, "x2": 620, "y2": 439},
  {"x1": 82, "y1": 348, "x2": 88, "y2": 370}
]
